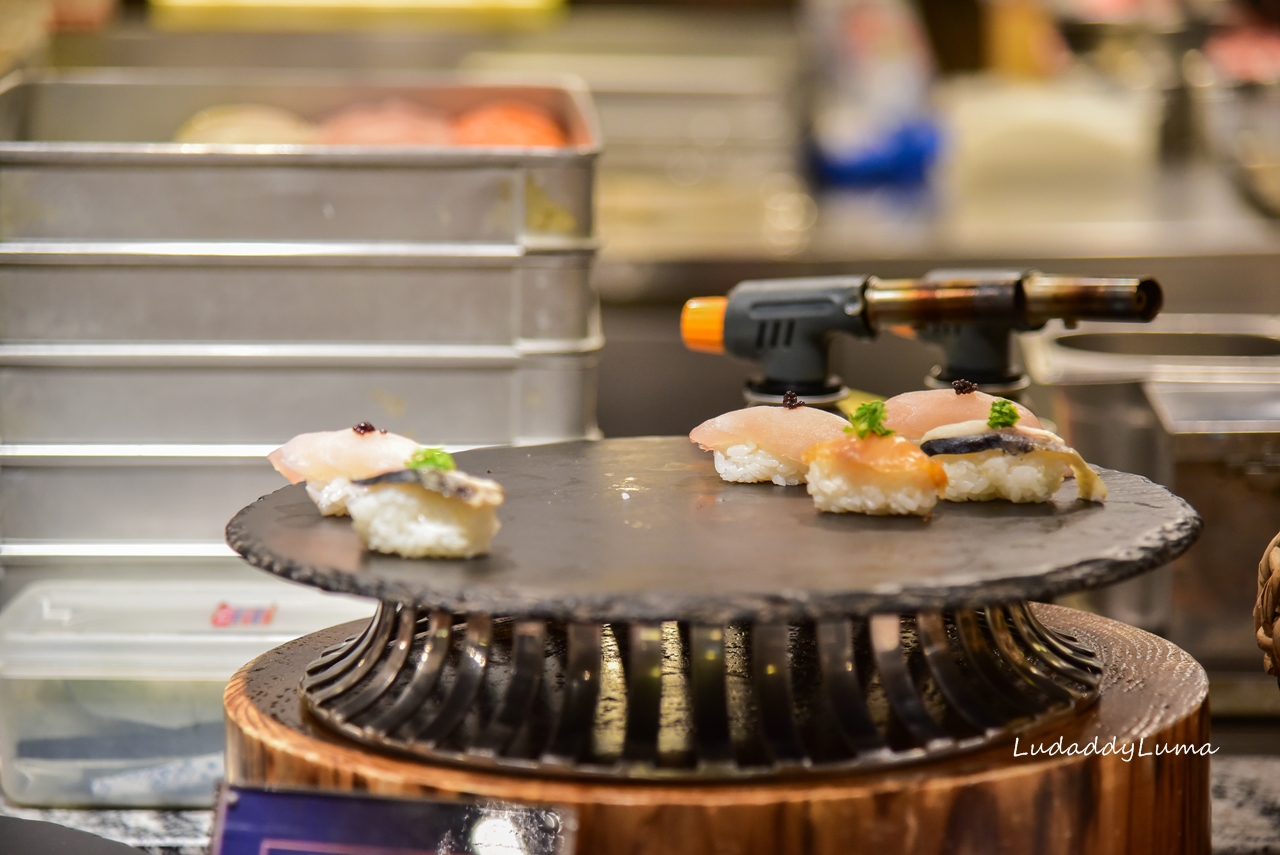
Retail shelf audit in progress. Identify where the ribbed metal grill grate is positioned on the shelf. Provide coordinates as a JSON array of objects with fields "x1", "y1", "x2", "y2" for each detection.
[{"x1": 301, "y1": 600, "x2": 1101, "y2": 780}]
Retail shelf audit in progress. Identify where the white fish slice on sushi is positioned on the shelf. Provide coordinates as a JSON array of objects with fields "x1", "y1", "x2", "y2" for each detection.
[
  {"x1": 882, "y1": 381, "x2": 1042, "y2": 440},
  {"x1": 918, "y1": 400, "x2": 1107, "y2": 504},
  {"x1": 689, "y1": 391, "x2": 851, "y2": 486},
  {"x1": 268, "y1": 422, "x2": 421, "y2": 516}
]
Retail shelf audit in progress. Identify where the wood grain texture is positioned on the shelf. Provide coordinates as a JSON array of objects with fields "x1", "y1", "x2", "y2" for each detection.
[{"x1": 224, "y1": 604, "x2": 1210, "y2": 855}]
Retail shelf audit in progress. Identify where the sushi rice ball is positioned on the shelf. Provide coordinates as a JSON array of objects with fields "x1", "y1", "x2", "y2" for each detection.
[
  {"x1": 919, "y1": 400, "x2": 1107, "y2": 504},
  {"x1": 802, "y1": 402, "x2": 948, "y2": 516},
  {"x1": 689, "y1": 392, "x2": 851, "y2": 486},
  {"x1": 348, "y1": 458, "x2": 503, "y2": 559}
]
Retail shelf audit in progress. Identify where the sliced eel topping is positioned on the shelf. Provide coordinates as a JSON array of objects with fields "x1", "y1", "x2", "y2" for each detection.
[{"x1": 920, "y1": 432, "x2": 1059, "y2": 457}]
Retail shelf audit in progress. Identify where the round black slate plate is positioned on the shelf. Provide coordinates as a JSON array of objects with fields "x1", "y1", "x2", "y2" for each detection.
[{"x1": 226, "y1": 437, "x2": 1202, "y2": 622}]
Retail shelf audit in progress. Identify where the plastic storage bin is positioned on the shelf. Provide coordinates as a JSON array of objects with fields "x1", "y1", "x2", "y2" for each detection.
[{"x1": 0, "y1": 577, "x2": 375, "y2": 807}]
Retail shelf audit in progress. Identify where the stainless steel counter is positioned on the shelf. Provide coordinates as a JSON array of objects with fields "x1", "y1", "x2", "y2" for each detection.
[{"x1": 594, "y1": 163, "x2": 1280, "y2": 314}]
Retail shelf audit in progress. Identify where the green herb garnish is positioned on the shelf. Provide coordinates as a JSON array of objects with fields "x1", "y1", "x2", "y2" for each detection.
[
  {"x1": 845, "y1": 400, "x2": 894, "y2": 439},
  {"x1": 987, "y1": 400, "x2": 1020, "y2": 429},
  {"x1": 407, "y1": 447, "x2": 456, "y2": 471}
]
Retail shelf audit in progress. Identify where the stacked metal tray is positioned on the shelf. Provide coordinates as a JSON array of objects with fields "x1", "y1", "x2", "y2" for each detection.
[{"x1": 0, "y1": 69, "x2": 602, "y2": 592}]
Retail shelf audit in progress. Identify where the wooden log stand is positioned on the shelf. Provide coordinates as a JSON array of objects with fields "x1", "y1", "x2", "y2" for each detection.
[{"x1": 225, "y1": 604, "x2": 1210, "y2": 855}]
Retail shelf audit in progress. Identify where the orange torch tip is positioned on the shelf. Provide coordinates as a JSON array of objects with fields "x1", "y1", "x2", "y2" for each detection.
[{"x1": 681, "y1": 296, "x2": 727, "y2": 354}]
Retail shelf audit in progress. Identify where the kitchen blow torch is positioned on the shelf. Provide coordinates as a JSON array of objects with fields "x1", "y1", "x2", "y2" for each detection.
[{"x1": 681, "y1": 269, "x2": 1161, "y2": 404}]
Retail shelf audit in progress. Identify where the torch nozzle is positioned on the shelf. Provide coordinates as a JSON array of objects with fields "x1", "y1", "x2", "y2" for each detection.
[
  {"x1": 861, "y1": 271, "x2": 1162, "y2": 329},
  {"x1": 1022, "y1": 273, "x2": 1162, "y2": 324}
]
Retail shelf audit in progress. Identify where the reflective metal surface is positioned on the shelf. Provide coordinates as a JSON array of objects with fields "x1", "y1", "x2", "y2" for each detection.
[
  {"x1": 0, "y1": 69, "x2": 599, "y2": 246},
  {"x1": 0, "y1": 353, "x2": 599, "y2": 447},
  {"x1": 0, "y1": 247, "x2": 599, "y2": 347},
  {"x1": 0, "y1": 68, "x2": 604, "y2": 593}
]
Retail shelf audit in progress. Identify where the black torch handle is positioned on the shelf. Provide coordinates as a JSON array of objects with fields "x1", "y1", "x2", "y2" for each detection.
[{"x1": 724, "y1": 275, "x2": 873, "y2": 396}]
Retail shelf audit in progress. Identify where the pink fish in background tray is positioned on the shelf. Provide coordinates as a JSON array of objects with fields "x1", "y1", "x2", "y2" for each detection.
[
  {"x1": 172, "y1": 99, "x2": 570, "y2": 148},
  {"x1": 315, "y1": 100, "x2": 453, "y2": 146},
  {"x1": 452, "y1": 102, "x2": 569, "y2": 147}
]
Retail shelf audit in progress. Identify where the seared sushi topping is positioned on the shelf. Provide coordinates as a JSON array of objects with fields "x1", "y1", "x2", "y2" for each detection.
[
  {"x1": 987, "y1": 400, "x2": 1021, "y2": 429},
  {"x1": 782, "y1": 390, "x2": 804, "y2": 410},
  {"x1": 352, "y1": 421, "x2": 387, "y2": 435},
  {"x1": 846, "y1": 401, "x2": 894, "y2": 439},
  {"x1": 951, "y1": 379, "x2": 979, "y2": 395},
  {"x1": 407, "y1": 447, "x2": 457, "y2": 472}
]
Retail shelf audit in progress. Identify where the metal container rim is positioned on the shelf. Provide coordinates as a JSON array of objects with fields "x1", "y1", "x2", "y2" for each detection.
[
  {"x1": 0, "y1": 239, "x2": 600, "y2": 266},
  {"x1": 0, "y1": 67, "x2": 603, "y2": 161}
]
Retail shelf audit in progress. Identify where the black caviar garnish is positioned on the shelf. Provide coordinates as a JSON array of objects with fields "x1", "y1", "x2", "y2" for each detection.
[
  {"x1": 352, "y1": 421, "x2": 381, "y2": 435},
  {"x1": 951, "y1": 379, "x2": 979, "y2": 395},
  {"x1": 782, "y1": 391, "x2": 804, "y2": 409}
]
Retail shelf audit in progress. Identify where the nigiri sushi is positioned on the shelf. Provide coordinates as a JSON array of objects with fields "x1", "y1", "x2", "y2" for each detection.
[
  {"x1": 802, "y1": 402, "x2": 948, "y2": 516},
  {"x1": 689, "y1": 392, "x2": 852, "y2": 486},
  {"x1": 883, "y1": 381, "x2": 1041, "y2": 441},
  {"x1": 347, "y1": 453, "x2": 504, "y2": 559},
  {"x1": 919, "y1": 400, "x2": 1107, "y2": 504},
  {"x1": 268, "y1": 422, "x2": 422, "y2": 515}
]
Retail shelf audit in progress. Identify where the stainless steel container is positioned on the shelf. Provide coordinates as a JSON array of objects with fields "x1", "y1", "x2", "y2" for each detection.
[
  {"x1": 0, "y1": 246, "x2": 598, "y2": 346},
  {"x1": 0, "y1": 350, "x2": 599, "y2": 444},
  {"x1": 0, "y1": 69, "x2": 602, "y2": 597},
  {"x1": 0, "y1": 69, "x2": 599, "y2": 244},
  {"x1": 1022, "y1": 314, "x2": 1280, "y2": 709},
  {"x1": 0, "y1": 452, "x2": 280, "y2": 542}
]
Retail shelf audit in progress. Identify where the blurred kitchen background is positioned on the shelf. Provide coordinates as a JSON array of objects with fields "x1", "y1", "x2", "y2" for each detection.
[{"x1": 4, "y1": 0, "x2": 1280, "y2": 841}]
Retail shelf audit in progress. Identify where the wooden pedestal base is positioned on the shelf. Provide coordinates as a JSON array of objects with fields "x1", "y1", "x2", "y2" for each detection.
[{"x1": 225, "y1": 605, "x2": 1210, "y2": 855}]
